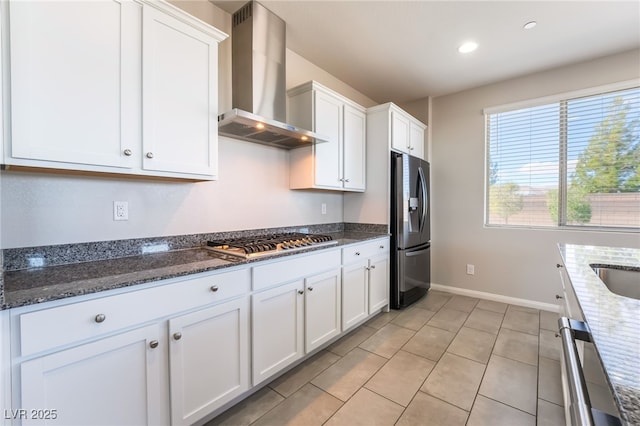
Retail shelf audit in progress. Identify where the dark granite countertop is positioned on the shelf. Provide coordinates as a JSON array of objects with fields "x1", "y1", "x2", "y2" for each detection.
[
  {"x1": 2, "y1": 231, "x2": 388, "y2": 310},
  {"x1": 558, "y1": 244, "x2": 640, "y2": 426}
]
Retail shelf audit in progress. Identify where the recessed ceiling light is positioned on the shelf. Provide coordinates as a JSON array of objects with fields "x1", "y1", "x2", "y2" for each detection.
[
  {"x1": 458, "y1": 41, "x2": 478, "y2": 54},
  {"x1": 523, "y1": 21, "x2": 537, "y2": 30}
]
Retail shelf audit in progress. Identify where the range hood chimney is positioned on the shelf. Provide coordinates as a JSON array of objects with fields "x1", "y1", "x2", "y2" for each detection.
[{"x1": 218, "y1": 1, "x2": 327, "y2": 149}]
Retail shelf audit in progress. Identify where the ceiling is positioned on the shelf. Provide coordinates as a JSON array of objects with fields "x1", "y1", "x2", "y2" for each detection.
[{"x1": 211, "y1": 1, "x2": 640, "y2": 104}]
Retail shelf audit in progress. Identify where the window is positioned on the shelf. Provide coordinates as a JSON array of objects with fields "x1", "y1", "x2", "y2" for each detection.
[{"x1": 485, "y1": 85, "x2": 640, "y2": 229}]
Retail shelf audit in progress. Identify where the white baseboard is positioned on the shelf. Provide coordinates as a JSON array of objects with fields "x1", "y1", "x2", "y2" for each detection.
[{"x1": 430, "y1": 283, "x2": 559, "y2": 313}]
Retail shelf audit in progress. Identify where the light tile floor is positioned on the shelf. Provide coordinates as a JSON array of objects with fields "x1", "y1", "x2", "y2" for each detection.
[{"x1": 206, "y1": 290, "x2": 565, "y2": 426}]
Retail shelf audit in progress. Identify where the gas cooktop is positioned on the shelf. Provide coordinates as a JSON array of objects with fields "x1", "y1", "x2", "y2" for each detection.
[{"x1": 205, "y1": 233, "x2": 337, "y2": 259}]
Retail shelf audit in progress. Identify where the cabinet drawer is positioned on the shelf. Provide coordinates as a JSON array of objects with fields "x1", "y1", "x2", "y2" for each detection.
[
  {"x1": 252, "y1": 249, "x2": 341, "y2": 292},
  {"x1": 18, "y1": 267, "x2": 250, "y2": 357},
  {"x1": 342, "y1": 238, "x2": 389, "y2": 263}
]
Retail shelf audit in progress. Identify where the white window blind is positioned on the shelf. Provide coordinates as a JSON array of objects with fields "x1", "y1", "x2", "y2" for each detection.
[{"x1": 486, "y1": 85, "x2": 640, "y2": 229}]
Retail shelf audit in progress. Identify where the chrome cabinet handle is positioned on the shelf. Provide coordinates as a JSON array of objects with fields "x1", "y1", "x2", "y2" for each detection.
[
  {"x1": 173, "y1": 332, "x2": 182, "y2": 341},
  {"x1": 149, "y1": 340, "x2": 159, "y2": 349},
  {"x1": 210, "y1": 285, "x2": 219, "y2": 292},
  {"x1": 146, "y1": 152, "x2": 154, "y2": 159},
  {"x1": 298, "y1": 290, "x2": 304, "y2": 295},
  {"x1": 123, "y1": 149, "x2": 132, "y2": 156},
  {"x1": 94, "y1": 314, "x2": 106, "y2": 323}
]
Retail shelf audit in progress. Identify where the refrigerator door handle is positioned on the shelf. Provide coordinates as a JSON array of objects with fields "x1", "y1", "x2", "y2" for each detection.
[
  {"x1": 418, "y1": 166, "x2": 427, "y2": 233},
  {"x1": 406, "y1": 247, "x2": 430, "y2": 257}
]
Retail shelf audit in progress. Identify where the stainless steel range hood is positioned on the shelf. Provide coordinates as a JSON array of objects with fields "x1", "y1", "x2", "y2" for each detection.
[{"x1": 218, "y1": 1, "x2": 327, "y2": 149}]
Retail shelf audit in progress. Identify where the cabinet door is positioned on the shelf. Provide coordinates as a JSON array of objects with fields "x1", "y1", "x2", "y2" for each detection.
[
  {"x1": 305, "y1": 269, "x2": 342, "y2": 353},
  {"x1": 8, "y1": 0, "x2": 139, "y2": 169},
  {"x1": 168, "y1": 297, "x2": 249, "y2": 425},
  {"x1": 313, "y1": 90, "x2": 342, "y2": 188},
  {"x1": 391, "y1": 110, "x2": 411, "y2": 154},
  {"x1": 410, "y1": 121, "x2": 425, "y2": 160},
  {"x1": 343, "y1": 104, "x2": 366, "y2": 191},
  {"x1": 369, "y1": 254, "x2": 390, "y2": 313},
  {"x1": 20, "y1": 324, "x2": 163, "y2": 426},
  {"x1": 142, "y1": 5, "x2": 218, "y2": 178},
  {"x1": 342, "y1": 260, "x2": 369, "y2": 331},
  {"x1": 252, "y1": 281, "x2": 304, "y2": 386}
]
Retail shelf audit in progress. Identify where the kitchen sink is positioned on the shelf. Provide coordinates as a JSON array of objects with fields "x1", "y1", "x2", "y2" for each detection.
[{"x1": 591, "y1": 265, "x2": 640, "y2": 300}]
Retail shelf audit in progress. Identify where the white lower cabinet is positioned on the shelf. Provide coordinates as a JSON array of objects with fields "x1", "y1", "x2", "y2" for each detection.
[
  {"x1": 368, "y1": 253, "x2": 390, "y2": 312},
  {"x1": 11, "y1": 267, "x2": 250, "y2": 426},
  {"x1": 251, "y1": 280, "x2": 305, "y2": 386},
  {"x1": 20, "y1": 324, "x2": 164, "y2": 426},
  {"x1": 251, "y1": 249, "x2": 342, "y2": 386},
  {"x1": 342, "y1": 259, "x2": 369, "y2": 331},
  {"x1": 341, "y1": 238, "x2": 390, "y2": 332},
  {"x1": 252, "y1": 268, "x2": 342, "y2": 386},
  {"x1": 9, "y1": 242, "x2": 388, "y2": 425},
  {"x1": 304, "y1": 269, "x2": 342, "y2": 353},
  {"x1": 168, "y1": 297, "x2": 249, "y2": 426}
]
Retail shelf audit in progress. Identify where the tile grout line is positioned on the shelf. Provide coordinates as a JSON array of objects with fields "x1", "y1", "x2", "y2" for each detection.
[{"x1": 461, "y1": 299, "x2": 507, "y2": 425}]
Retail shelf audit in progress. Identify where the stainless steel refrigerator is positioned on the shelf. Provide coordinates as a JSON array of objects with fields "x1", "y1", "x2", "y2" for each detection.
[{"x1": 390, "y1": 152, "x2": 431, "y2": 309}]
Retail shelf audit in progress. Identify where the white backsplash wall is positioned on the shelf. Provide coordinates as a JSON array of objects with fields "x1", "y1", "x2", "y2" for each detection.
[
  {"x1": 0, "y1": 0, "x2": 379, "y2": 250},
  {"x1": 0, "y1": 137, "x2": 343, "y2": 249}
]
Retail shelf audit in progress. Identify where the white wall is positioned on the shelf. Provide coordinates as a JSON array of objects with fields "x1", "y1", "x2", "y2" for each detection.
[
  {"x1": 431, "y1": 49, "x2": 640, "y2": 305},
  {"x1": 0, "y1": 0, "x2": 375, "y2": 249}
]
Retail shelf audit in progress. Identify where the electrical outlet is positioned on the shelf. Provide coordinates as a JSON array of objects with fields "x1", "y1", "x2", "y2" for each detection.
[
  {"x1": 321, "y1": 203, "x2": 327, "y2": 215},
  {"x1": 114, "y1": 201, "x2": 128, "y2": 221},
  {"x1": 466, "y1": 264, "x2": 475, "y2": 275}
]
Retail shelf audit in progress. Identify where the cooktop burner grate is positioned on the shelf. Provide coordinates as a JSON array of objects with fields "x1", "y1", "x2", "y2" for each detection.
[{"x1": 206, "y1": 233, "x2": 337, "y2": 258}]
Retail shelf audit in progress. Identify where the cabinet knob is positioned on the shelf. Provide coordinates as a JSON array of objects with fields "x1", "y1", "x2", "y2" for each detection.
[
  {"x1": 555, "y1": 294, "x2": 563, "y2": 300},
  {"x1": 355, "y1": 252, "x2": 361, "y2": 256},
  {"x1": 370, "y1": 265, "x2": 376, "y2": 269},
  {"x1": 298, "y1": 290, "x2": 304, "y2": 295},
  {"x1": 123, "y1": 149, "x2": 133, "y2": 156},
  {"x1": 379, "y1": 245, "x2": 385, "y2": 249},
  {"x1": 344, "y1": 179, "x2": 350, "y2": 183},
  {"x1": 94, "y1": 314, "x2": 106, "y2": 323},
  {"x1": 556, "y1": 264, "x2": 563, "y2": 268},
  {"x1": 173, "y1": 332, "x2": 182, "y2": 341},
  {"x1": 149, "y1": 340, "x2": 159, "y2": 349},
  {"x1": 308, "y1": 287, "x2": 314, "y2": 291},
  {"x1": 146, "y1": 152, "x2": 154, "y2": 159},
  {"x1": 210, "y1": 285, "x2": 219, "y2": 292}
]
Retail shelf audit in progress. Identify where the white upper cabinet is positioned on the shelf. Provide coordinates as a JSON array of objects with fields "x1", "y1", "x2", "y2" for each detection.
[
  {"x1": 142, "y1": 5, "x2": 220, "y2": 177},
  {"x1": 3, "y1": 0, "x2": 227, "y2": 180},
  {"x1": 376, "y1": 103, "x2": 427, "y2": 160},
  {"x1": 343, "y1": 104, "x2": 366, "y2": 190},
  {"x1": 312, "y1": 89, "x2": 343, "y2": 188},
  {"x1": 7, "y1": 0, "x2": 139, "y2": 170},
  {"x1": 288, "y1": 81, "x2": 366, "y2": 192}
]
